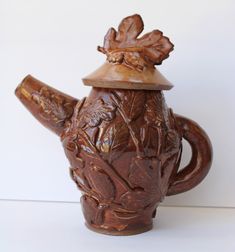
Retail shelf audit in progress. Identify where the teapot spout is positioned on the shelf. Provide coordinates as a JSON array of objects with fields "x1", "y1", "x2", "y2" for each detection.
[{"x1": 15, "y1": 75, "x2": 78, "y2": 136}]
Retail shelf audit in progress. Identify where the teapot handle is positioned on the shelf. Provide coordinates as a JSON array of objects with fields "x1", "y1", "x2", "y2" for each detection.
[{"x1": 167, "y1": 114, "x2": 213, "y2": 196}]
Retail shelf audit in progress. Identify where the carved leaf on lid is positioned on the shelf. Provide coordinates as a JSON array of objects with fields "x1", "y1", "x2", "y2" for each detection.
[
  {"x1": 98, "y1": 14, "x2": 174, "y2": 71},
  {"x1": 116, "y1": 14, "x2": 144, "y2": 42}
]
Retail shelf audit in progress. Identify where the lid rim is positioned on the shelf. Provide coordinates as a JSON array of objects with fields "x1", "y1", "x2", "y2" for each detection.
[
  {"x1": 82, "y1": 62, "x2": 173, "y2": 91},
  {"x1": 83, "y1": 78, "x2": 173, "y2": 91}
]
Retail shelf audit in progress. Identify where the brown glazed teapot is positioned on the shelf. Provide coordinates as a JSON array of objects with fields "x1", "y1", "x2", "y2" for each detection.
[{"x1": 15, "y1": 14, "x2": 212, "y2": 235}]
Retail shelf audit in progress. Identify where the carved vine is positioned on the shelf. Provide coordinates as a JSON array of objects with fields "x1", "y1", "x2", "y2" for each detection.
[{"x1": 64, "y1": 91, "x2": 181, "y2": 228}]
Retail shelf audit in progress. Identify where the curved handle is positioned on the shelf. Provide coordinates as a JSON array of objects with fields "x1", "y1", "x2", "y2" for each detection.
[{"x1": 167, "y1": 114, "x2": 213, "y2": 196}]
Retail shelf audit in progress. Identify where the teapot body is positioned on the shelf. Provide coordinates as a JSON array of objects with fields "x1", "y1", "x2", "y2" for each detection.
[
  {"x1": 62, "y1": 88, "x2": 182, "y2": 234},
  {"x1": 15, "y1": 75, "x2": 212, "y2": 235},
  {"x1": 15, "y1": 14, "x2": 213, "y2": 236}
]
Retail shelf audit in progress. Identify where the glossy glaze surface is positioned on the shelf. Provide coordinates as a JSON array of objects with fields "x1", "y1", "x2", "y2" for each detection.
[
  {"x1": 15, "y1": 14, "x2": 212, "y2": 235},
  {"x1": 15, "y1": 77, "x2": 212, "y2": 235},
  {"x1": 83, "y1": 14, "x2": 174, "y2": 90}
]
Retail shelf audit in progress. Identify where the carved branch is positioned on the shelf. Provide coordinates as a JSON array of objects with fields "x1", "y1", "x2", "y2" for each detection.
[
  {"x1": 111, "y1": 92, "x2": 145, "y2": 158},
  {"x1": 77, "y1": 130, "x2": 133, "y2": 193}
]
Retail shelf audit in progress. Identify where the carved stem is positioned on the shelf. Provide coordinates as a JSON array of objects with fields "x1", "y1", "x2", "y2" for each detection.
[
  {"x1": 77, "y1": 130, "x2": 133, "y2": 193},
  {"x1": 111, "y1": 94, "x2": 144, "y2": 158}
]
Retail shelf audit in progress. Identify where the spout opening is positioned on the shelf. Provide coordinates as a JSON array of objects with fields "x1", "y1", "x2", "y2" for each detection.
[{"x1": 15, "y1": 74, "x2": 33, "y2": 98}]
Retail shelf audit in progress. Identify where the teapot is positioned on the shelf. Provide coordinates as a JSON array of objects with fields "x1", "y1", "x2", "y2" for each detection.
[{"x1": 15, "y1": 14, "x2": 212, "y2": 235}]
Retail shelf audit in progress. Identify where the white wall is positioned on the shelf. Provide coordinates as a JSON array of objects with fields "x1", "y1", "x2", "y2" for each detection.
[{"x1": 0, "y1": 0, "x2": 234, "y2": 207}]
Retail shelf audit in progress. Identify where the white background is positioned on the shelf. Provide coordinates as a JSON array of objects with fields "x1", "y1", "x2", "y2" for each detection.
[
  {"x1": 1, "y1": 201, "x2": 235, "y2": 252},
  {"x1": 1, "y1": 0, "x2": 235, "y2": 207}
]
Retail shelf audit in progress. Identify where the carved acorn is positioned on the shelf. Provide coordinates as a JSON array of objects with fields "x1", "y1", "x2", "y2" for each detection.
[{"x1": 15, "y1": 14, "x2": 212, "y2": 235}]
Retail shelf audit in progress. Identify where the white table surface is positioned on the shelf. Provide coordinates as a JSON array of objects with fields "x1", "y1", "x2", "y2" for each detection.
[{"x1": 1, "y1": 200, "x2": 235, "y2": 252}]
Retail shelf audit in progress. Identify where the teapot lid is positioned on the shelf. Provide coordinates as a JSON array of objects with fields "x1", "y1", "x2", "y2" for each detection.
[{"x1": 82, "y1": 14, "x2": 174, "y2": 91}]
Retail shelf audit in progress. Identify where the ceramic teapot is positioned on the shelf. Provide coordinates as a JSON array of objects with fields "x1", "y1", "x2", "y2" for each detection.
[{"x1": 15, "y1": 14, "x2": 212, "y2": 235}]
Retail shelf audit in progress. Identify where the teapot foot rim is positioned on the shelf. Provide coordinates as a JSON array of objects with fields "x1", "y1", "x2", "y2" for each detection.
[{"x1": 85, "y1": 222, "x2": 153, "y2": 236}]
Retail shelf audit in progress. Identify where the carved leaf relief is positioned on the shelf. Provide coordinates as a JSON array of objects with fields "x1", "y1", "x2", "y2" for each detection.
[
  {"x1": 120, "y1": 190, "x2": 151, "y2": 210},
  {"x1": 81, "y1": 195, "x2": 104, "y2": 225},
  {"x1": 144, "y1": 92, "x2": 166, "y2": 127},
  {"x1": 78, "y1": 98, "x2": 116, "y2": 128},
  {"x1": 32, "y1": 87, "x2": 74, "y2": 126},
  {"x1": 113, "y1": 91, "x2": 146, "y2": 121},
  {"x1": 98, "y1": 121, "x2": 129, "y2": 163},
  {"x1": 140, "y1": 125, "x2": 159, "y2": 157},
  {"x1": 128, "y1": 157, "x2": 160, "y2": 192},
  {"x1": 86, "y1": 165, "x2": 115, "y2": 200},
  {"x1": 98, "y1": 14, "x2": 174, "y2": 70}
]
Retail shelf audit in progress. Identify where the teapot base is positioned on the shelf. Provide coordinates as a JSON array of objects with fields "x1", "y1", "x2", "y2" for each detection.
[{"x1": 85, "y1": 222, "x2": 153, "y2": 236}]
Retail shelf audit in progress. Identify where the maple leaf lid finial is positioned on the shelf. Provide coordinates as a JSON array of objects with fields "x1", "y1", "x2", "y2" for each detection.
[{"x1": 83, "y1": 14, "x2": 174, "y2": 91}]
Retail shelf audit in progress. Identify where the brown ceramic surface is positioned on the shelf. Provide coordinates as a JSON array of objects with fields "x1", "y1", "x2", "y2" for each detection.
[
  {"x1": 83, "y1": 14, "x2": 174, "y2": 90},
  {"x1": 15, "y1": 14, "x2": 212, "y2": 236},
  {"x1": 83, "y1": 62, "x2": 173, "y2": 90},
  {"x1": 15, "y1": 75, "x2": 212, "y2": 235}
]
